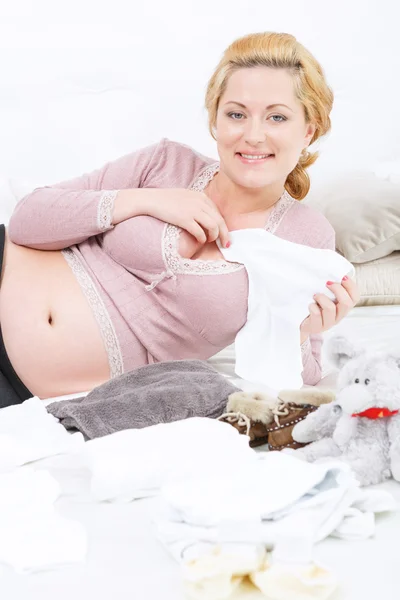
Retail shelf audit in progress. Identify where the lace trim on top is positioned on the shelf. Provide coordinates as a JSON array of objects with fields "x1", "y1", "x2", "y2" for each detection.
[
  {"x1": 190, "y1": 162, "x2": 220, "y2": 193},
  {"x1": 265, "y1": 189, "x2": 295, "y2": 235},
  {"x1": 97, "y1": 190, "x2": 118, "y2": 231},
  {"x1": 62, "y1": 248, "x2": 124, "y2": 379},
  {"x1": 162, "y1": 162, "x2": 295, "y2": 276},
  {"x1": 162, "y1": 223, "x2": 244, "y2": 275}
]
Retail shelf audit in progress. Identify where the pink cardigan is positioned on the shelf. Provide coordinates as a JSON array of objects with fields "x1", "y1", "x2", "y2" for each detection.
[{"x1": 9, "y1": 138, "x2": 335, "y2": 385}]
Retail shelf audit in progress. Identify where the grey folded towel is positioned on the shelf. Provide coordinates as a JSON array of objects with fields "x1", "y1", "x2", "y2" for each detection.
[{"x1": 46, "y1": 359, "x2": 239, "y2": 439}]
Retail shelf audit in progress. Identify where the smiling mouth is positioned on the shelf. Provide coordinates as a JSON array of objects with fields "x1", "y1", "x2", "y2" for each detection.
[{"x1": 236, "y1": 152, "x2": 275, "y2": 162}]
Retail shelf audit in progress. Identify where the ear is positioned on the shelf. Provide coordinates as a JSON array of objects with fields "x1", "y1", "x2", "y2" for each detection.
[
  {"x1": 304, "y1": 122, "x2": 316, "y2": 146},
  {"x1": 325, "y1": 335, "x2": 360, "y2": 369}
]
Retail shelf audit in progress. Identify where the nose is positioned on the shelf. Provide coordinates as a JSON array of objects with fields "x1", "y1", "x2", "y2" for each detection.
[{"x1": 243, "y1": 118, "x2": 267, "y2": 145}]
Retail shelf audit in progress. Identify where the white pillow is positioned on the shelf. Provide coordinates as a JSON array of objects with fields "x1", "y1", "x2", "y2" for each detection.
[
  {"x1": 354, "y1": 252, "x2": 400, "y2": 306},
  {"x1": 306, "y1": 171, "x2": 400, "y2": 264}
]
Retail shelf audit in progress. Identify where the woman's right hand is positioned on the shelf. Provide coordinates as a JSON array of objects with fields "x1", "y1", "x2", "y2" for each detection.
[{"x1": 114, "y1": 188, "x2": 231, "y2": 248}]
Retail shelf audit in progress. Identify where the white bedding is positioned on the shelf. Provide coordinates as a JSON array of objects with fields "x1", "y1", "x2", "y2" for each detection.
[{"x1": 2, "y1": 305, "x2": 400, "y2": 600}]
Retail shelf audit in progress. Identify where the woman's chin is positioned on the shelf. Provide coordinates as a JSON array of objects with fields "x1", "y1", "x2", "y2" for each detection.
[{"x1": 233, "y1": 175, "x2": 280, "y2": 190}]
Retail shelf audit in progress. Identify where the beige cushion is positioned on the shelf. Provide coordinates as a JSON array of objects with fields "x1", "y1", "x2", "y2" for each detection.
[
  {"x1": 306, "y1": 172, "x2": 400, "y2": 264},
  {"x1": 354, "y1": 252, "x2": 400, "y2": 306}
]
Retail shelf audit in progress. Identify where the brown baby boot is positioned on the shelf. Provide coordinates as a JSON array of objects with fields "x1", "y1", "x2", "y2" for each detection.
[
  {"x1": 218, "y1": 390, "x2": 278, "y2": 447},
  {"x1": 218, "y1": 388, "x2": 335, "y2": 450},
  {"x1": 266, "y1": 388, "x2": 336, "y2": 451}
]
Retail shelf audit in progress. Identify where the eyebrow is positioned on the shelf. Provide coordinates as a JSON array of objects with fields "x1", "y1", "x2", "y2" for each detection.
[{"x1": 224, "y1": 101, "x2": 294, "y2": 112}]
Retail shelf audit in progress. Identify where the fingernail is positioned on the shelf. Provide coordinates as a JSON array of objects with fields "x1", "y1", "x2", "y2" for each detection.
[
  {"x1": 226, "y1": 241, "x2": 231, "y2": 248},
  {"x1": 326, "y1": 281, "x2": 334, "y2": 286},
  {"x1": 342, "y1": 275, "x2": 348, "y2": 281}
]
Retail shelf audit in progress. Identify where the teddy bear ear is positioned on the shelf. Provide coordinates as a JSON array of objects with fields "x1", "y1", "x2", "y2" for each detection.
[{"x1": 325, "y1": 335, "x2": 360, "y2": 369}]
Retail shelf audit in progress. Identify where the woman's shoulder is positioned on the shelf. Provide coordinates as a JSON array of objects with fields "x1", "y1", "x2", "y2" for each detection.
[
  {"x1": 161, "y1": 138, "x2": 217, "y2": 163},
  {"x1": 280, "y1": 196, "x2": 336, "y2": 251},
  {"x1": 146, "y1": 138, "x2": 217, "y2": 188}
]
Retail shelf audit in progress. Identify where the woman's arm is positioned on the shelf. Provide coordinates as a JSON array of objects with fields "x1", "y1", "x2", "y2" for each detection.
[
  {"x1": 8, "y1": 140, "x2": 163, "y2": 251},
  {"x1": 301, "y1": 335, "x2": 324, "y2": 386}
]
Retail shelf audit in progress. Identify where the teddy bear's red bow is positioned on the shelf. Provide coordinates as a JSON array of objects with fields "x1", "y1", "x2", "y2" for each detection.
[{"x1": 352, "y1": 407, "x2": 399, "y2": 419}]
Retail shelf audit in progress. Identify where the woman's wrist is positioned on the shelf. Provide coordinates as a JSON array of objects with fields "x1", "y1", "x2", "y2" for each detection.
[{"x1": 112, "y1": 188, "x2": 156, "y2": 225}]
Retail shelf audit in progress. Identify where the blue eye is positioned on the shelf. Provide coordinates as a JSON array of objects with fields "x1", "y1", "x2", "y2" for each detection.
[
  {"x1": 270, "y1": 115, "x2": 286, "y2": 123},
  {"x1": 227, "y1": 112, "x2": 244, "y2": 120}
]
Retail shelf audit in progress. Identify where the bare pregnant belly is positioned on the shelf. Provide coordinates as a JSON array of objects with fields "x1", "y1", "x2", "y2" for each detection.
[{"x1": 0, "y1": 235, "x2": 110, "y2": 398}]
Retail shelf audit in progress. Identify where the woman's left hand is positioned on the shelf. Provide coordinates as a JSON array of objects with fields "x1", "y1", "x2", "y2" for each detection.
[{"x1": 300, "y1": 275, "x2": 360, "y2": 341}]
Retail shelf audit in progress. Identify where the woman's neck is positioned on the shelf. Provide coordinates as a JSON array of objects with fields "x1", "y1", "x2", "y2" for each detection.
[{"x1": 206, "y1": 169, "x2": 285, "y2": 219}]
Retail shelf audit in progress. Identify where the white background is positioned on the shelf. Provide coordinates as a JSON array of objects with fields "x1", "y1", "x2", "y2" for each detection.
[{"x1": 0, "y1": 0, "x2": 399, "y2": 190}]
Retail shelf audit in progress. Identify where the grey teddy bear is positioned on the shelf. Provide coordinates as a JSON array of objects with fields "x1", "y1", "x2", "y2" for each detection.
[{"x1": 291, "y1": 336, "x2": 400, "y2": 486}]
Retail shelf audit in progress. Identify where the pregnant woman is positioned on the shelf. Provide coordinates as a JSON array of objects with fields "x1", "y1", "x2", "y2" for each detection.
[{"x1": 0, "y1": 31, "x2": 359, "y2": 407}]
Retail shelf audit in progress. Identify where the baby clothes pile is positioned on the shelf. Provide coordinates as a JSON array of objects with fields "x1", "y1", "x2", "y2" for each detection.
[
  {"x1": 154, "y1": 450, "x2": 396, "y2": 598},
  {"x1": 76, "y1": 411, "x2": 396, "y2": 599},
  {"x1": 78, "y1": 414, "x2": 395, "y2": 598},
  {"x1": 0, "y1": 396, "x2": 397, "y2": 599}
]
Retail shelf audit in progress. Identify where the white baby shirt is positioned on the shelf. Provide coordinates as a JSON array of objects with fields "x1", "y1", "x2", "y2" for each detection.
[{"x1": 219, "y1": 229, "x2": 354, "y2": 391}]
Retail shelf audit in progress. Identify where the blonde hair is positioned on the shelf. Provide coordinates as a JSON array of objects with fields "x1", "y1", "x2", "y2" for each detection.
[{"x1": 205, "y1": 32, "x2": 334, "y2": 200}]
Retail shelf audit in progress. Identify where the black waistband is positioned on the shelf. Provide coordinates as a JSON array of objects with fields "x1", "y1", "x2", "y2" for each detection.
[{"x1": 0, "y1": 225, "x2": 32, "y2": 402}]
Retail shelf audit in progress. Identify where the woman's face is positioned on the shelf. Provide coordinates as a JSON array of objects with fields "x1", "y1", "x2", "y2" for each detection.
[{"x1": 214, "y1": 67, "x2": 316, "y2": 190}]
